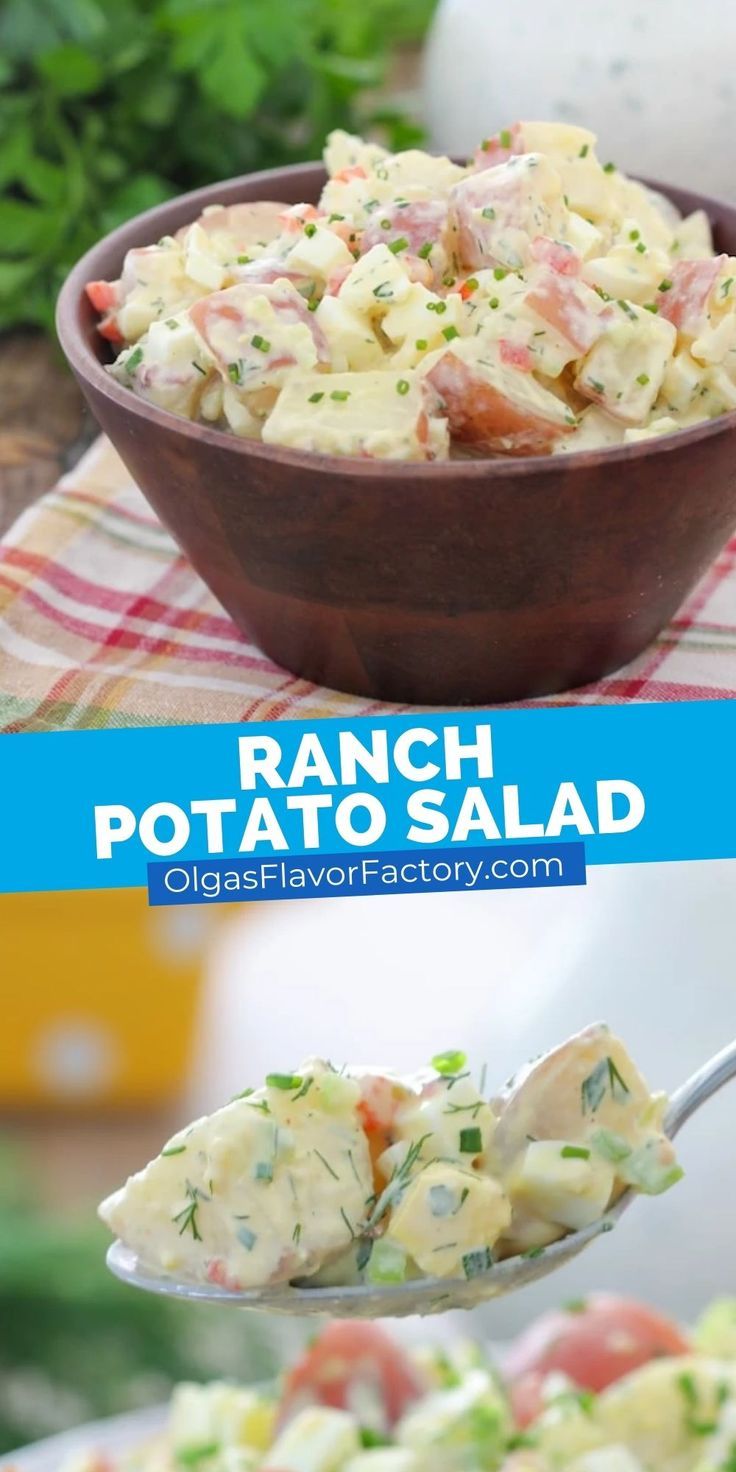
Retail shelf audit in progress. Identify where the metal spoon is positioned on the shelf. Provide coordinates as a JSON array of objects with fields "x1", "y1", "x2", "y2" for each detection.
[{"x1": 107, "y1": 1037, "x2": 736, "y2": 1319}]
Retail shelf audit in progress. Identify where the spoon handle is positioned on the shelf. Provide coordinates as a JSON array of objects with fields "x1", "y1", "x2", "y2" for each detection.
[{"x1": 665, "y1": 1037, "x2": 736, "y2": 1137}]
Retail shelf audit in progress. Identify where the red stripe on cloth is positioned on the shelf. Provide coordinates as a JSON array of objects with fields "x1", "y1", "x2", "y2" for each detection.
[
  {"x1": 61, "y1": 487, "x2": 164, "y2": 529},
  {"x1": 0, "y1": 546, "x2": 241, "y2": 640}
]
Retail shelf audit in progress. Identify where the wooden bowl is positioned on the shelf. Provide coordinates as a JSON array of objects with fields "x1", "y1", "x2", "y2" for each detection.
[{"x1": 56, "y1": 164, "x2": 736, "y2": 704}]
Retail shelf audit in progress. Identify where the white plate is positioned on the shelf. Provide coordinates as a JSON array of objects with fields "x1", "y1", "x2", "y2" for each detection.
[{"x1": 0, "y1": 1406, "x2": 167, "y2": 1472}]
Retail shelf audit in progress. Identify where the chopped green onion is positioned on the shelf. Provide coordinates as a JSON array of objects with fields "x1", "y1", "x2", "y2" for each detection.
[
  {"x1": 459, "y1": 1126, "x2": 483, "y2": 1154},
  {"x1": 629, "y1": 229, "x2": 640, "y2": 241},
  {"x1": 125, "y1": 346, "x2": 143, "y2": 374},
  {"x1": 396, "y1": 378, "x2": 410, "y2": 395},
  {"x1": 489, "y1": 296, "x2": 500, "y2": 309},
  {"x1": 432, "y1": 1049, "x2": 467, "y2": 1075},
  {"x1": 191, "y1": 361, "x2": 207, "y2": 376},
  {"x1": 373, "y1": 281, "x2": 393, "y2": 299},
  {"x1": 658, "y1": 279, "x2": 673, "y2": 292},
  {"x1": 266, "y1": 1072, "x2": 303, "y2": 1090},
  {"x1": 236, "y1": 1224, "x2": 257, "y2": 1250},
  {"x1": 161, "y1": 1144, "x2": 186, "y2": 1157},
  {"x1": 250, "y1": 334, "x2": 270, "y2": 352},
  {"x1": 462, "y1": 1247, "x2": 493, "y2": 1278},
  {"x1": 579, "y1": 143, "x2": 590, "y2": 158},
  {"x1": 561, "y1": 1145, "x2": 591, "y2": 1160},
  {"x1": 464, "y1": 277, "x2": 479, "y2": 293},
  {"x1": 499, "y1": 128, "x2": 512, "y2": 148},
  {"x1": 636, "y1": 372, "x2": 650, "y2": 386},
  {"x1": 227, "y1": 362, "x2": 242, "y2": 384},
  {"x1": 388, "y1": 236, "x2": 409, "y2": 254},
  {"x1": 442, "y1": 324, "x2": 459, "y2": 342},
  {"x1": 304, "y1": 222, "x2": 317, "y2": 238},
  {"x1": 380, "y1": 218, "x2": 392, "y2": 229},
  {"x1": 254, "y1": 1161, "x2": 273, "y2": 1182},
  {"x1": 330, "y1": 389, "x2": 350, "y2": 402},
  {"x1": 635, "y1": 241, "x2": 646, "y2": 254},
  {"x1": 366, "y1": 1239, "x2": 408, "y2": 1284},
  {"x1": 308, "y1": 391, "x2": 324, "y2": 403},
  {"x1": 418, "y1": 241, "x2": 433, "y2": 259},
  {"x1": 415, "y1": 337, "x2": 428, "y2": 350},
  {"x1": 643, "y1": 302, "x2": 660, "y2": 313},
  {"x1": 481, "y1": 206, "x2": 496, "y2": 220},
  {"x1": 493, "y1": 267, "x2": 508, "y2": 280},
  {"x1": 328, "y1": 213, "x2": 345, "y2": 223},
  {"x1": 237, "y1": 254, "x2": 251, "y2": 264},
  {"x1": 603, "y1": 161, "x2": 616, "y2": 174}
]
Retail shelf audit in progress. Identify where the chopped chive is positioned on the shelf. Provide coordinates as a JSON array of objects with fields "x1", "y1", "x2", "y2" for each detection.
[
  {"x1": 125, "y1": 346, "x2": 143, "y2": 374},
  {"x1": 304, "y1": 222, "x2": 317, "y2": 238},
  {"x1": 635, "y1": 241, "x2": 646, "y2": 254},
  {"x1": 330, "y1": 389, "x2": 350, "y2": 401},
  {"x1": 191, "y1": 361, "x2": 207, "y2": 376},
  {"x1": 459, "y1": 1125, "x2": 483, "y2": 1154},
  {"x1": 227, "y1": 361, "x2": 242, "y2": 383},
  {"x1": 442, "y1": 324, "x2": 459, "y2": 341},
  {"x1": 396, "y1": 378, "x2": 410, "y2": 395},
  {"x1": 481, "y1": 206, "x2": 496, "y2": 220},
  {"x1": 442, "y1": 271, "x2": 456, "y2": 287},
  {"x1": 293, "y1": 1222, "x2": 302, "y2": 1245},
  {"x1": 380, "y1": 218, "x2": 392, "y2": 228},
  {"x1": 266, "y1": 1072, "x2": 303, "y2": 1090},
  {"x1": 722, "y1": 277, "x2": 734, "y2": 297},
  {"x1": 236, "y1": 1224, "x2": 257, "y2": 1250},
  {"x1": 308, "y1": 391, "x2": 324, "y2": 403},
  {"x1": 522, "y1": 1245, "x2": 545, "y2": 1259},
  {"x1": 464, "y1": 277, "x2": 479, "y2": 293},
  {"x1": 489, "y1": 296, "x2": 499, "y2": 309},
  {"x1": 415, "y1": 337, "x2": 428, "y2": 350},
  {"x1": 328, "y1": 213, "x2": 344, "y2": 223},
  {"x1": 603, "y1": 161, "x2": 616, "y2": 173},
  {"x1": 499, "y1": 128, "x2": 512, "y2": 148},
  {"x1": 629, "y1": 229, "x2": 640, "y2": 241},
  {"x1": 636, "y1": 372, "x2": 650, "y2": 386},
  {"x1": 658, "y1": 279, "x2": 673, "y2": 292},
  {"x1": 161, "y1": 1144, "x2": 186, "y2": 1157},
  {"x1": 165, "y1": 318, "x2": 179, "y2": 329},
  {"x1": 463, "y1": 1247, "x2": 493, "y2": 1278},
  {"x1": 493, "y1": 267, "x2": 508, "y2": 280},
  {"x1": 250, "y1": 334, "x2": 270, "y2": 352},
  {"x1": 418, "y1": 241, "x2": 433, "y2": 259},
  {"x1": 372, "y1": 281, "x2": 393, "y2": 299},
  {"x1": 388, "y1": 236, "x2": 409, "y2": 254},
  {"x1": 254, "y1": 1161, "x2": 273, "y2": 1182},
  {"x1": 237, "y1": 254, "x2": 251, "y2": 264},
  {"x1": 579, "y1": 143, "x2": 590, "y2": 158},
  {"x1": 561, "y1": 1144, "x2": 591, "y2": 1160},
  {"x1": 643, "y1": 302, "x2": 659, "y2": 313}
]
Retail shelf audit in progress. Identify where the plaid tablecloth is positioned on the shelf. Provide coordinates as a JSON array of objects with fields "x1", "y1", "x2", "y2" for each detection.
[{"x1": 1, "y1": 436, "x2": 735, "y2": 733}]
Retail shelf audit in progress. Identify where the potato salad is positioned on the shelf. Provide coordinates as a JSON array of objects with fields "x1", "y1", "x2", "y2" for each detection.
[
  {"x1": 86, "y1": 123, "x2": 736, "y2": 461},
  {"x1": 50, "y1": 1297, "x2": 736, "y2": 1472},
  {"x1": 99, "y1": 1025, "x2": 681, "y2": 1292}
]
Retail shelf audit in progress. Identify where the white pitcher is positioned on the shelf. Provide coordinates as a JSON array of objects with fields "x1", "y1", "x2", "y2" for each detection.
[{"x1": 423, "y1": 0, "x2": 736, "y2": 200}]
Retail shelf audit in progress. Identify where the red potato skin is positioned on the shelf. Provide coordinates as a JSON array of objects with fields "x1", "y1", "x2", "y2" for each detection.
[
  {"x1": 656, "y1": 255, "x2": 728, "y2": 333},
  {"x1": 277, "y1": 1321, "x2": 427, "y2": 1432},
  {"x1": 427, "y1": 350, "x2": 572, "y2": 455},
  {"x1": 504, "y1": 1294, "x2": 691, "y2": 1427}
]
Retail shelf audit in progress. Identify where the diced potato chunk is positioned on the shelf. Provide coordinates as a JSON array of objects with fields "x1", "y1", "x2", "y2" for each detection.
[
  {"x1": 451, "y1": 154, "x2": 567, "y2": 271},
  {"x1": 262, "y1": 371, "x2": 448, "y2": 461},
  {"x1": 384, "y1": 1161, "x2": 511, "y2": 1278},
  {"x1": 575, "y1": 302, "x2": 676, "y2": 422},
  {"x1": 426, "y1": 340, "x2": 577, "y2": 454}
]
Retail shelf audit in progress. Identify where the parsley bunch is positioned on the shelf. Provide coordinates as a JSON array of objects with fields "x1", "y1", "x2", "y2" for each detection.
[{"x1": 0, "y1": 0, "x2": 435, "y2": 333}]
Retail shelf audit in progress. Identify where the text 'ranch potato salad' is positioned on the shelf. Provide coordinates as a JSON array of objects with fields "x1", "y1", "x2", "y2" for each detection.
[
  {"x1": 47, "y1": 1297, "x2": 736, "y2": 1472},
  {"x1": 99, "y1": 1024, "x2": 681, "y2": 1292},
  {"x1": 86, "y1": 122, "x2": 736, "y2": 462}
]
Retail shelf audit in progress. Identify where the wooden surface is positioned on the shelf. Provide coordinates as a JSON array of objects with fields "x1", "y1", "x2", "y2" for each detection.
[{"x1": 0, "y1": 332, "x2": 91, "y2": 538}]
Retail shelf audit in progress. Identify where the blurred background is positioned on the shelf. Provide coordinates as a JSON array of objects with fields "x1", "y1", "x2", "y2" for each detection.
[
  {"x1": 2, "y1": 0, "x2": 736, "y2": 1455},
  {"x1": 1, "y1": 860, "x2": 734, "y2": 1452}
]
